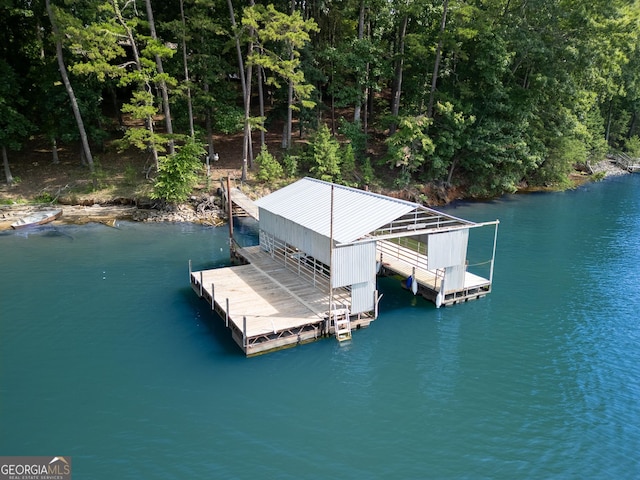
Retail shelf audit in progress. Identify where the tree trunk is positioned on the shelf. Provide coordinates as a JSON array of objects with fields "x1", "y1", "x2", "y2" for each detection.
[
  {"x1": 227, "y1": 0, "x2": 249, "y2": 181},
  {"x1": 2, "y1": 145, "x2": 13, "y2": 185},
  {"x1": 285, "y1": 56, "x2": 294, "y2": 149},
  {"x1": 45, "y1": 0, "x2": 95, "y2": 173},
  {"x1": 145, "y1": 0, "x2": 174, "y2": 154},
  {"x1": 180, "y1": 0, "x2": 195, "y2": 138},
  {"x1": 245, "y1": 26, "x2": 254, "y2": 168},
  {"x1": 390, "y1": 14, "x2": 408, "y2": 134},
  {"x1": 353, "y1": 0, "x2": 366, "y2": 123},
  {"x1": 204, "y1": 81, "x2": 215, "y2": 174},
  {"x1": 52, "y1": 138, "x2": 59, "y2": 164},
  {"x1": 446, "y1": 156, "x2": 457, "y2": 186},
  {"x1": 258, "y1": 64, "x2": 266, "y2": 146},
  {"x1": 427, "y1": 0, "x2": 449, "y2": 119},
  {"x1": 605, "y1": 98, "x2": 613, "y2": 144}
]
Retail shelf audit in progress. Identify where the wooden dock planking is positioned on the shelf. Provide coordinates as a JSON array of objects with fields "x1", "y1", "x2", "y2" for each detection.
[
  {"x1": 229, "y1": 188, "x2": 259, "y2": 220},
  {"x1": 191, "y1": 246, "x2": 364, "y2": 355}
]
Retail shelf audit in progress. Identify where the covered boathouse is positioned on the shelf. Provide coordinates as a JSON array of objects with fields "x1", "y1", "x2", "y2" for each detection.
[{"x1": 190, "y1": 177, "x2": 499, "y2": 356}]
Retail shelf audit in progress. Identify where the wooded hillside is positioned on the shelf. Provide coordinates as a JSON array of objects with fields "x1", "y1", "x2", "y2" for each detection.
[{"x1": 2, "y1": 0, "x2": 640, "y2": 200}]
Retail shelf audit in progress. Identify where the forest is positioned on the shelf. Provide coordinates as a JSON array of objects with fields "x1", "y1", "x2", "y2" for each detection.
[{"x1": 1, "y1": 0, "x2": 640, "y2": 203}]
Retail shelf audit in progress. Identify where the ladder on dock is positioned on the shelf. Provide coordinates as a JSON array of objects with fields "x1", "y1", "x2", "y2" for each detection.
[{"x1": 332, "y1": 308, "x2": 352, "y2": 342}]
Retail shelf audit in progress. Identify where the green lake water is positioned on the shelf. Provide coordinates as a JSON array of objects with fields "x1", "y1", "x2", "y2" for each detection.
[{"x1": 1, "y1": 174, "x2": 639, "y2": 479}]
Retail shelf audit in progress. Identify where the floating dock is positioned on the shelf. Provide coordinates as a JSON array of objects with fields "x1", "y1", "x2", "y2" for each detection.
[
  {"x1": 192, "y1": 177, "x2": 498, "y2": 356},
  {"x1": 190, "y1": 245, "x2": 372, "y2": 356}
]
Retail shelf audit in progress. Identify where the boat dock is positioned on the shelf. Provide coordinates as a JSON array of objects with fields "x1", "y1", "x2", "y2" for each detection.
[
  {"x1": 190, "y1": 245, "x2": 372, "y2": 357},
  {"x1": 191, "y1": 177, "x2": 498, "y2": 356}
]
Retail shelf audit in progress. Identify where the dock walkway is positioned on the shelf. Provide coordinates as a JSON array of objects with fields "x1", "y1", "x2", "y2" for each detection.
[
  {"x1": 220, "y1": 179, "x2": 259, "y2": 220},
  {"x1": 613, "y1": 153, "x2": 640, "y2": 173}
]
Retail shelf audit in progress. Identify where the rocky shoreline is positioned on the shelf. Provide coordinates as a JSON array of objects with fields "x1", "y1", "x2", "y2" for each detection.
[
  {"x1": 0, "y1": 194, "x2": 226, "y2": 231},
  {"x1": 0, "y1": 160, "x2": 631, "y2": 231}
]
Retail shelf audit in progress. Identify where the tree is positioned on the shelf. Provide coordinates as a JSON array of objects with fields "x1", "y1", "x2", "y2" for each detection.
[
  {"x1": 255, "y1": 144, "x2": 283, "y2": 181},
  {"x1": 152, "y1": 139, "x2": 205, "y2": 204},
  {"x1": 243, "y1": 3, "x2": 318, "y2": 149},
  {"x1": 0, "y1": 61, "x2": 33, "y2": 185},
  {"x1": 45, "y1": 0, "x2": 95, "y2": 173},
  {"x1": 305, "y1": 124, "x2": 342, "y2": 182}
]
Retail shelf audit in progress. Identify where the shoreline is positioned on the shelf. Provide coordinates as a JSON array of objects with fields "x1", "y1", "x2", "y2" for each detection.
[
  {"x1": 0, "y1": 199, "x2": 225, "y2": 231},
  {"x1": 0, "y1": 160, "x2": 631, "y2": 231}
]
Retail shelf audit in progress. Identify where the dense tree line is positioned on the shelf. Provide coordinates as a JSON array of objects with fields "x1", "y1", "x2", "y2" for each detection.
[{"x1": 2, "y1": 0, "x2": 640, "y2": 200}]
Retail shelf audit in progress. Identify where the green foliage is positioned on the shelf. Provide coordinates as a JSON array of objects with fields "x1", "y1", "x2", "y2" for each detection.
[
  {"x1": 282, "y1": 154, "x2": 299, "y2": 178},
  {"x1": 34, "y1": 192, "x2": 55, "y2": 204},
  {"x1": 152, "y1": 139, "x2": 205, "y2": 204},
  {"x1": 243, "y1": 4, "x2": 318, "y2": 109},
  {"x1": 386, "y1": 116, "x2": 435, "y2": 175},
  {"x1": 124, "y1": 164, "x2": 138, "y2": 186},
  {"x1": 305, "y1": 124, "x2": 342, "y2": 182},
  {"x1": 360, "y1": 158, "x2": 375, "y2": 185},
  {"x1": 338, "y1": 119, "x2": 368, "y2": 160},
  {"x1": 533, "y1": 137, "x2": 586, "y2": 186},
  {"x1": 213, "y1": 105, "x2": 245, "y2": 134},
  {"x1": 0, "y1": 60, "x2": 33, "y2": 150},
  {"x1": 3, "y1": 0, "x2": 640, "y2": 200},
  {"x1": 340, "y1": 143, "x2": 356, "y2": 184},
  {"x1": 255, "y1": 145, "x2": 283, "y2": 182},
  {"x1": 625, "y1": 136, "x2": 640, "y2": 157},
  {"x1": 91, "y1": 162, "x2": 109, "y2": 190}
]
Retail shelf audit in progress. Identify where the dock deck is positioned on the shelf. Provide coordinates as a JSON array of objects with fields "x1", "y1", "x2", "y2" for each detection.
[{"x1": 191, "y1": 246, "x2": 372, "y2": 356}]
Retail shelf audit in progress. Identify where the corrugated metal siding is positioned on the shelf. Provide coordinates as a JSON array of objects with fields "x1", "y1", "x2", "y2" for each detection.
[
  {"x1": 427, "y1": 230, "x2": 469, "y2": 269},
  {"x1": 331, "y1": 242, "x2": 376, "y2": 288},
  {"x1": 255, "y1": 178, "x2": 415, "y2": 244},
  {"x1": 350, "y1": 281, "x2": 375, "y2": 314}
]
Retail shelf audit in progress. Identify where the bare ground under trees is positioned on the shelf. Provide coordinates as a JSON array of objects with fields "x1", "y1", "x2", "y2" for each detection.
[{"x1": 0, "y1": 130, "x2": 630, "y2": 231}]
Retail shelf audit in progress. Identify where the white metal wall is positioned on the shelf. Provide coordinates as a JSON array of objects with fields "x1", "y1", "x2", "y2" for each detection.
[
  {"x1": 427, "y1": 230, "x2": 469, "y2": 270},
  {"x1": 444, "y1": 265, "x2": 466, "y2": 291},
  {"x1": 350, "y1": 280, "x2": 375, "y2": 314},
  {"x1": 331, "y1": 242, "x2": 376, "y2": 288}
]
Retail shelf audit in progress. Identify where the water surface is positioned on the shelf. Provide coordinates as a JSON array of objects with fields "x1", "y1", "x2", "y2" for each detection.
[{"x1": 1, "y1": 175, "x2": 639, "y2": 479}]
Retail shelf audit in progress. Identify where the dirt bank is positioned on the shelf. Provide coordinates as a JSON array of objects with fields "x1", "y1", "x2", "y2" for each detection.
[{"x1": 0, "y1": 159, "x2": 630, "y2": 232}]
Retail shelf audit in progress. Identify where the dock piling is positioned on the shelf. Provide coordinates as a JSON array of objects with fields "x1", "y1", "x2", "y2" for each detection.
[
  {"x1": 243, "y1": 317, "x2": 247, "y2": 348},
  {"x1": 211, "y1": 283, "x2": 215, "y2": 310}
]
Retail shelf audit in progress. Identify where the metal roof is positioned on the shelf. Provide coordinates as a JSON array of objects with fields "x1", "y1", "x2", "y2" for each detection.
[{"x1": 254, "y1": 178, "x2": 473, "y2": 244}]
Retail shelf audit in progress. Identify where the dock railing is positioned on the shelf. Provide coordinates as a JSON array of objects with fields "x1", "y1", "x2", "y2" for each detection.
[{"x1": 378, "y1": 238, "x2": 429, "y2": 272}]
